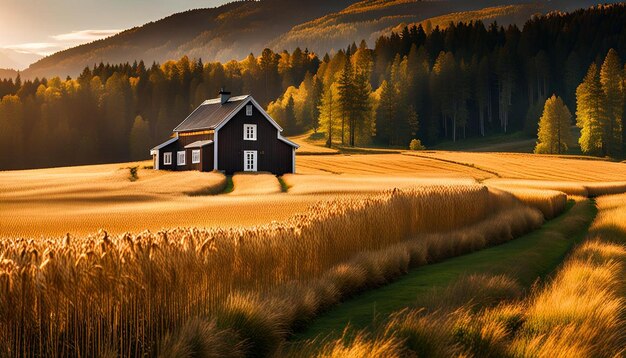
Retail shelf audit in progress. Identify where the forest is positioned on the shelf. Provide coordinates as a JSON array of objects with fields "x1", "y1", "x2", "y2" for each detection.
[{"x1": 1, "y1": 4, "x2": 626, "y2": 170}]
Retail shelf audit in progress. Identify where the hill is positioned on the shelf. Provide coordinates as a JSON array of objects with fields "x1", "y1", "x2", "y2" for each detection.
[
  {"x1": 20, "y1": 0, "x2": 353, "y2": 79},
  {"x1": 20, "y1": 0, "x2": 622, "y2": 79},
  {"x1": 0, "y1": 68, "x2": 17, "y2": 80},
  {"x1": 267, "y1": 0, "x2": 617, "y2": 56}
]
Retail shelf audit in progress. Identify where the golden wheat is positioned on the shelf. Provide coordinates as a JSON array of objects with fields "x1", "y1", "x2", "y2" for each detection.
[
  {"x1": 297, "y1": 195, "x2": 626, "y2": 357},
  {"x1": 488, "y1": 187, "x2": 567, "y2": 219},
  {"x1": 0, "y1": 185, "x2": 545, "y2": 356}
]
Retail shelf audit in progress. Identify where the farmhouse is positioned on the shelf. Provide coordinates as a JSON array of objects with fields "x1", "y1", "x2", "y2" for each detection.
[{"x1": 150, "y1": 90, "x2": 298, "y2": 175}]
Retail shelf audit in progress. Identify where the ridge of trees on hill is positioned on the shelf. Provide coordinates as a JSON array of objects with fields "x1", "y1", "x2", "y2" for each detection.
[{"x1": 1, "y1": 4, "x2": 626, "y2": 170}]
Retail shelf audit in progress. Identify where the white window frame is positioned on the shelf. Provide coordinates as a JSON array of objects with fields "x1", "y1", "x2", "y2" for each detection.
[
  {"x1": 192, "y1": 149, "x2": 201, "y2": 164},
  {"x1": 243, "y1": 124, "x2": 257, "y2": 141},
  {"x1": 246, "y1": 104, "x2": 253, "y2": 116},
  {"x1": 243, "y1": 150, "x2": 257, "y2": 172},
  {"x1": 163, "y1": 152, "x2": 172, "y2": 165},
  {"x1": 177, "y1": 151, "x2": 186, "y2": 166}
]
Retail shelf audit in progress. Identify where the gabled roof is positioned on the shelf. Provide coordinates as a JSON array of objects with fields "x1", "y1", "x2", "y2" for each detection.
[
  {"x1": 184, "y1": 140, "x2": 213, "y2": 148},
  {"x1": 173, "y1": 95, "x2": 250, "y2": 132}
]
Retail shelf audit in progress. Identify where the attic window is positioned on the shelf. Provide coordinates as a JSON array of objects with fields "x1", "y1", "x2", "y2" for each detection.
[
  {"x1": 244, "y1": 124, "x2": 257, "y2": 141},
  {"x1": 246, "y1": 104, "x2": 253, "y2": 116}
]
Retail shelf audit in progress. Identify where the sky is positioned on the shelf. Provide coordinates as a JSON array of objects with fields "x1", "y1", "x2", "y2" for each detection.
[{"x1": 0, "y1": 0, "x2": 229, "y2": 69}]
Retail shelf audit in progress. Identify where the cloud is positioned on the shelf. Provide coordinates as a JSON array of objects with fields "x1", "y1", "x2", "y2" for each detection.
[
  {"x1": 1, "y1": 29, "x2": 122, "y2": 58},
  {"x1": 51, "y1": 29, "x2": 121, "y2": 42},
  {"x1": 2, "y1": 43, "x2": 61, "y2": 56}
]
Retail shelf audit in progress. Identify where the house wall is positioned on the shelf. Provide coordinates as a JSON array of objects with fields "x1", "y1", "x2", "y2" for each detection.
[
  {"x1": 157, "y1": 140, "x2": 179, "y2": 171},
  {"x1": 217, "y1": 104, "x2": 293, "y2": 175}
]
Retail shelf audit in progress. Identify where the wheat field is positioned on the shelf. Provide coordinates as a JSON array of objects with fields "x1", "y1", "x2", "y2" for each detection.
[
  {"x1": 2, "y1": 149, "x2": 626, "y2": 355},
  {"x1": 3, "y1": 151, "x2": 626, "y2": 236},
  {"x1": 0, "y1": 184, "x2": 545, "y2": 356}
]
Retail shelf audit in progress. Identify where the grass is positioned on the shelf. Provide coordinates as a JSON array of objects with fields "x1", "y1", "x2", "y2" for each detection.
[
  {"x1": 278, "y1": 176, "x2": 290, "y2": 192},
  {"x1": 292, "y1": 198, "x2": 594, "y2": 342},
  {"x1": 222, "y1": 175, "x2": 234, "y2": 193},
  {"x1": 432, "y1": 131, "x2": 535, "y2": 152}
]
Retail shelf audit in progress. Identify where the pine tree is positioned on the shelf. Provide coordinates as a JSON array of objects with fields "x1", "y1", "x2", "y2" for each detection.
[
  {"x1": 576, "y1": 63, "x2": 605, "y2": 156},
  {"x1": 351, "y1": 69, "x2": 373, "y2": 146},
  {"x1": 535, "y1": 95, "x2": 572, "y2": 154},
  {"x1": 599, "y1": 48, "x2": 624, "y2": 156},
  {"x1": 337, "y1": 55, "x2": 355, "y2": 145},
  {"x1": 318, "y1": 82, "x2": 339, "y2": 147}
]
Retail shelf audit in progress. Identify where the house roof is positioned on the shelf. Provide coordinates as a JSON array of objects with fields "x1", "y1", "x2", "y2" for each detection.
[
  {"x1": 278, "y1": 136, "x2": 299, "y2": 148},
  {"x1": 173, "y1": 95, "x2": 250, "y2": 132},
  {"x1": 184, "y1": 140, "x2": 214, "y2": 148},
  {"x1": 150, "y1": 136, "x2": 178, "y2": 152}
]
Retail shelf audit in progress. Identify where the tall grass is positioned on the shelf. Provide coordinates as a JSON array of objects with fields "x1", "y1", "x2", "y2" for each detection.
[
  {"x1": 0, "y1": 185, "x2": 545, "y2": 356},
  {"x1": 489, "y1": 187, "x2": 567, "y2": 219},
  {"x1": 300, "y1": 195, "x2": 625, "y2": 357}
]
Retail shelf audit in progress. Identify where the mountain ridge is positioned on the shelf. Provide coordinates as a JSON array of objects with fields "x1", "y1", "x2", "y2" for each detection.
[{"x1": 16, "y1": 0, "x2": 623, "y2": 80}]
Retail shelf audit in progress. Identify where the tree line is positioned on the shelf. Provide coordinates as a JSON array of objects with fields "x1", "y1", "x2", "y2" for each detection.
[
  {"x1": 535, "y1": 48, "x2": 624, "y2": 157},
  {"x1": 268, "y1": 4, "x2": 626, "y2": 150},
  {"x1": 1, "y1": 4, "x2": 626, "y2": 170}
]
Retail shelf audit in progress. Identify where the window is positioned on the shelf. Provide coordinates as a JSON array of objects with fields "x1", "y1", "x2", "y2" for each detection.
[
  {"x1": 177, "y1": 151, "x2": 186, "y2": 166},
  {"x1": 246, "y1": 104, "x2": 253, "y2": 116},
  {"x1": 192, "y1": 149, "x2": 201, "y2": 164},
  {"x1": 243, "y1": 124, "x2": 257, "y2": 141},
  {"x1": 163, "y1": 152, "x2": 172, "y2": 165},
  {"x1": 244, "y1": 150, "x2": 257, "y2": 171}
]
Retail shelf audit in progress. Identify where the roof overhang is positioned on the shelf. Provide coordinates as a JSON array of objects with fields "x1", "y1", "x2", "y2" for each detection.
[
  {"x1": 278, "y1": 135, "x2": 299, "y2": 148},
  {"x1": 150, "y1": 136, "x2": 178, "y2": 155},
  {"x1": 184, "y1": 140, "x2": 214, "y2": 149}
]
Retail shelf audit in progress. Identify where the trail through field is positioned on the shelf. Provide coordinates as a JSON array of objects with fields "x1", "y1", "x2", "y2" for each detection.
[{"x1": 292, "y1": 199, "x2": 596, "y2": 342}]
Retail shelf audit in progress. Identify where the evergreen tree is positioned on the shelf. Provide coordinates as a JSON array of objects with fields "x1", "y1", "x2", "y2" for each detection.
[
  {"x1": 599, "y1": 49, "x2": 623, "y2": 156},
  {"x1": 535, "y1": 95, "x2": 572, "y2": 154},
  {"x1": 351, "y1": 68, "x2": 373, "y2": 146},
  {"x1": 337, "y1": 55, "x2": 355, "y2": 145},
  {"x1": 318, "y1": 82, "x2": 340, "y2": 147},
  {"x1": 576, "y1": 63, "x2": 605, "y2": 156}
]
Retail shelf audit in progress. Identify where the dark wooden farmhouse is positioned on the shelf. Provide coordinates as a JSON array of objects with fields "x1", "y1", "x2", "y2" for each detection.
[{"x1": 150, "y1": 90, "x2": 298, "y2": 175}]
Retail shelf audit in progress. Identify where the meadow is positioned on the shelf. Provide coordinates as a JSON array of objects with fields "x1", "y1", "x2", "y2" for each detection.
[{"x1": 1, "y1": 150, "x2": 626, "y2": 356}]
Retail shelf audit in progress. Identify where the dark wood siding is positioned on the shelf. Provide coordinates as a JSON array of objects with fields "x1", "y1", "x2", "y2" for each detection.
[
  {"x1": 157, "y1": 140, "x2": 178, "y2": 170},
  {"x1": 216, "y1": 104, "x2": 293, "y2": 175},
  {"x1": 202, "y1": 145, "x2": 214, "y2": 171},
  {"x1": 157, "y1": 132, "x2": 215, "y2": 171}
]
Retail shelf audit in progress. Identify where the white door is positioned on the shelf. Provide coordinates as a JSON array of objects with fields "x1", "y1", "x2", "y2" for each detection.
[{"x1": 243, "y1": 150, "x2": 257, "y2": 171}]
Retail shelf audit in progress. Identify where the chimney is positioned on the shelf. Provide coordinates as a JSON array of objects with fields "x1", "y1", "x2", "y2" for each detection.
[{"x1": 219, "y1": 88, "x2": 231, "y2": 104}]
